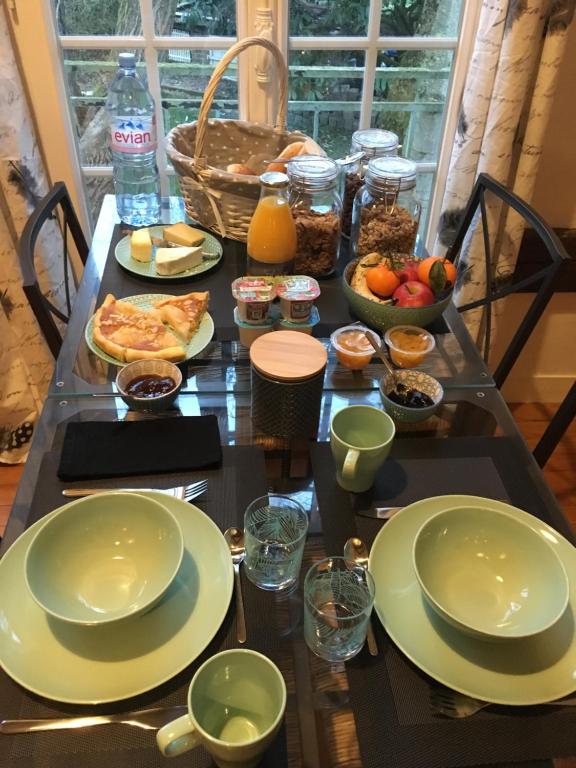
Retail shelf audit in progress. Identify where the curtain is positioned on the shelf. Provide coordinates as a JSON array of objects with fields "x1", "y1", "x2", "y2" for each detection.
[
  {"x1": 0, "y1": 7, "x2": 69, "y2": 463},
  {"x1": 435, "y1": 0, "x2": 575, "y2": 344}
]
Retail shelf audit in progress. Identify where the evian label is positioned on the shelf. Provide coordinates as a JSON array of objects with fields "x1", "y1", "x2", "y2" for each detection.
[{"x1": 110, "y1": 115, "x2": 157, "y2": 153}]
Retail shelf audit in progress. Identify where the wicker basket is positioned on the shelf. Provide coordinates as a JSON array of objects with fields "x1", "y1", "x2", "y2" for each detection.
[{"x1": 166, "y1": 37, "x2": 312, "y2": 242}]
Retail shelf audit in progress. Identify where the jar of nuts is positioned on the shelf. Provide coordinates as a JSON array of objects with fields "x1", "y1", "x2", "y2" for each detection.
[
  {"x1": 287, "y1": 155, "x2": 342, "y2": 278},
  {"x1": 340, "y1": 129, "x2": 399, "y2": 238},
  {"x1": 350, "y1": 156, "x2": 421, "y2": 260}
]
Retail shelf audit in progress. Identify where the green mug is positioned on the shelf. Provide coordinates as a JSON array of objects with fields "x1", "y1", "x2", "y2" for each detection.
[
  {"x1": 156, "y1": 649, "x2": 286, "y2": 768},
  {"x1": 330, "y1": 405, "x2": 396, "y2": 492}
]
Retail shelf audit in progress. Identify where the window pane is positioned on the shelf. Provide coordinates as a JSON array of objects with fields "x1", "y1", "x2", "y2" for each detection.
[
  {"x1": 371, "y1": 49, "x2": 453, "y2": 163},
  {"x1": 53, "y1": 0, "x2": 142, "y2": 35},
  {"x1": 84, "y1": 175, "x2": 114, "y2": 223},
  {"x1": 160, "y1": 51, "x2": 238, "y2": 135},
  {"x1": 63, "y1": 48, "x2": 146, "y2": 166},
  {"x1": 288, "y1": 50, "x2": 364, "y2": 160},
  {"x1": 289, "y1": 0, "x2": 368, "y2": 37},
  {"x1": 164, "y1": 0, "x2": 237, "y2": 36},
  {"x1": 380, "y1": 0, "x2": 463, "y2": 37}
]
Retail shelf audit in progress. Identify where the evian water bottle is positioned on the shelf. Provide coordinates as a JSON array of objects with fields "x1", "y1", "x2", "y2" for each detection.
[{"x1": 106, "y1": 52, "x2": 160, "y2": 226}]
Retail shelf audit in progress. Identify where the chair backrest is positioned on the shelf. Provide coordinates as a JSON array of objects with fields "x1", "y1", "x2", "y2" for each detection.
[
  {"x1": 532, "y1": 382, "x2": 576, "y2": 469},
  {"x1": 445, "y1": 173, "x2": 570, "y2": 388},
  {"x1": 18, "y1": 181, "x2": 89, "y2": 358}
]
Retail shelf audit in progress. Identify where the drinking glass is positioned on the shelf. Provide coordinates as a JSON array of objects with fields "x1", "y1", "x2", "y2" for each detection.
[
  {"x1": 244, "y1": 494, "x2": 309, "y2": 591},
  {"x1": 304, "y1": 557, "x2": 376, "y2": 662}
]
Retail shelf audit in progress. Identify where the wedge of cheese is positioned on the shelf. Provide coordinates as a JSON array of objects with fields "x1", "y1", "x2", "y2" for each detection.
[
  {"x1": 155, "y1": 246, "x2": 203, "y2": 276},
  {"x1": 130, "y1": 228, "x2": 153, "y2": 262},
  {"x1": 163, "y1": 222, "x2": 206, "y2": 247}
]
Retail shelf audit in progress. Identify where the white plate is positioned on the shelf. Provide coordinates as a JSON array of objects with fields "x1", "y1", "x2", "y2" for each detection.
[
  {"x1": 369, "y1": 494, "x2": 576, "y2": 705},
  {"x1": 115, "y1": 226, "x2": 223, "y2": 280},
  {"x1": 84, "y1": 293, "x2": 214, "y2": 366},
  {"x1": 0, "y1": 492, "x2": 233, "y2": 704}
]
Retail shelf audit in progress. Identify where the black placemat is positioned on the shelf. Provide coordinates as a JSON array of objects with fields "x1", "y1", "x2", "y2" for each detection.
[
  {"x1": 99, "y1": 226, "x2": 450, "y2": 341},
  {"x1": 310, "y1": 438, "x2": 576, "y2": 768},
  {"x1": 0, "y1": 446, "x2": 287, "y2": 768}
]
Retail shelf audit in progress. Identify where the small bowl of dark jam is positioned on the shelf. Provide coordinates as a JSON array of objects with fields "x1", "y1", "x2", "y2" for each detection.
[
  {"x1": 379, "y1": 369, "x2": 443, "y2": 423},
  {"x1": 116, "y1": 360, "x2": 182, "y2": 412}
]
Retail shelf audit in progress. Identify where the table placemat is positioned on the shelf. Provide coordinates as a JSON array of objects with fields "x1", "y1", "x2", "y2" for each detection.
[
  {"x1": 99, "y1": 226, "x2": 449, "y2": 341},
  {"x1": 0, "y1": 446, "x2": 288, "y2": 768},
  {"x1": 310, "y1": 437, "x2": 576, "y2": 768}
]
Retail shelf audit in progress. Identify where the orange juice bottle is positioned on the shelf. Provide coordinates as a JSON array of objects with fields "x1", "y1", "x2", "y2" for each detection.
[{"x1": 247, "y1": 172, "x2": 297, "y2": 276}]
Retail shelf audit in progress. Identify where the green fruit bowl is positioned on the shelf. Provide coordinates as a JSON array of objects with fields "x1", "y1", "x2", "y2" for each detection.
[{"x1": 342, "y1": 259, "x2": 452, "y2": 332}]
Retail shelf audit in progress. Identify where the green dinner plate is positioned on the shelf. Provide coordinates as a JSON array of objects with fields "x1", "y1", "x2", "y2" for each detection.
[
  {"x1": 115, "y1": 226, "x2": 223, "y2": 279},
  {"x1": 85, "y1": 293, "x2": 215, "y2": 366},
  {"x1": 0, "y1": 492, "x2": 233, "y2": 704},
  {"x1": 369, "y1": 495, "x2": 576, "y2": 706}
]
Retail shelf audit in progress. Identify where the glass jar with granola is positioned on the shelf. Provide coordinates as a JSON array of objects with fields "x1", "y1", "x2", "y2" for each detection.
[
  {"x1": 340, "y1": 129, "x2": 399, "y2": 238},
  {"x1": 287, "y1": 155, "x2": 342, "y2": 278},
  {"x1": 350, "y1": 156, "x2": 420, "y2": 261}
]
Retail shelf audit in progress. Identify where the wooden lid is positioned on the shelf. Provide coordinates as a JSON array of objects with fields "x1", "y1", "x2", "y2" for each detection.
[{"x1": 250, "y1": 331, "x2": 328, "y2": 381}]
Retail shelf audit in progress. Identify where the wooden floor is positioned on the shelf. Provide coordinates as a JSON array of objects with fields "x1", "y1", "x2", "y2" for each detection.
[{"x1": 0, "y1": 402, "x2": 574, "y2": 538}]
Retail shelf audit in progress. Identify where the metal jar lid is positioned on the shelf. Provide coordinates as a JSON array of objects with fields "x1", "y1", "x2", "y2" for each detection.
[
  {"x1": 351, "y1": 129, "x2": 399, "y2": 158},
  {"x1": 250, "y1": 331, "x2": 327, "y2": 382},
  {"x1": 365, "y1": 156, "x2": 417, "y2": 193},
  {"x1": 287, "y1": 155, "x2": 339, "y2": 192}
]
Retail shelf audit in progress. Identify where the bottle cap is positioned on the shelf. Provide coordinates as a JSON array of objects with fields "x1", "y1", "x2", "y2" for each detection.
[
  {"x1": 118, "y1": 52, "x2": 136, "y2": 68},
  {"x1": 259, "y1": 171, "x2": 289, "y2": 189}
]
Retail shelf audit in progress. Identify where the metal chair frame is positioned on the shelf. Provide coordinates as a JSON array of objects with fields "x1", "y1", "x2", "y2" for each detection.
[
  {"x1": 446, "y1": 173, "x2": 570, "y2": 389},
  {"x1": 18, "y1": 181, "x2": 89, "y2": 358}
]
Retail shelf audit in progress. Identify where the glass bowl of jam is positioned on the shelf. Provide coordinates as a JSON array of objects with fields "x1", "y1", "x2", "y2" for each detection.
[
  {"x1": 384, "y1": 325, "x2": 435, "y2": 369},
  {"x1": 379, "y1": 369, "x2": 443, "y2": 423},
  {"x1": 116, "y1": 359, "x2": 182, "y2": 412},
  {"x1": 330, "y1": 324, "x2": 376, "y2": 370}
]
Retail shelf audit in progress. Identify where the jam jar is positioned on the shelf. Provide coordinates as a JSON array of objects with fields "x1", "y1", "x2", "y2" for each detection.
[
  {"x1": 340, "y1": 128, "x2": 398, "y2": 237},
  {"x1": 350, "y1": 156, "x2": 421, "y2": 260},
  {"x1": 287, "y1": 155, "x2": 342, "y2": 278}
]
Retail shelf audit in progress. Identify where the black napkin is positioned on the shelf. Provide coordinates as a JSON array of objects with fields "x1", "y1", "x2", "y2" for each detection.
[{"x1": 57, "y1": 417, "x2": 222, "y2": 480}]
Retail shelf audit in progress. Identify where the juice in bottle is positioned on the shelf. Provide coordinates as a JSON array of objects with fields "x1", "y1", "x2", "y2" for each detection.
[{"x1": 247, "y1": 172, "x2": 297, "y2": 276}]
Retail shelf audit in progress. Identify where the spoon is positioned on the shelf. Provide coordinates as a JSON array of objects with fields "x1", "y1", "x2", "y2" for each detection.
[
  {"x1": 224, "y1": 527, "x2": 247, "y2": 644},
  {"x1": 344, "y1": 537, "x2": 378, "y2": 656},
  {"x1": 363, "y1": 329, "x2": 398, "y2": 387}
]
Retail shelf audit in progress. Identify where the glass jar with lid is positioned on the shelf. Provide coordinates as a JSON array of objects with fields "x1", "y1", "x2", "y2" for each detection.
[
  {"x1": 350, "y1": 156, "x2": 421, "y2": 260},
  {"x1": 247, "y1": 171, "x2": 297, "y2": 276},
  {"x1": 340, "y1": 128, "x2": 399, "y2": 237},
  {"x1": 287, "y1": 155, "x2": 342, "y2": 278}
]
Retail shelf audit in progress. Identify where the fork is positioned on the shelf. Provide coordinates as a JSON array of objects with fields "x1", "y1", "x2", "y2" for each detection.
[
  {"x1": 62, "y1": 480, "x2": 208, "y2": 502},
  {"x1": 430, "y1": 686, "x2": 576, "y2": 718}
]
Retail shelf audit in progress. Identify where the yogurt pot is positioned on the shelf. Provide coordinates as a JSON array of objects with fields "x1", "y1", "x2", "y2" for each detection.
[
  {"x1": 276, "y1": 306, "x2": 320, "y2": 335},
  {"x1": 276, "y1": 275, "x2": 320, "y2": 323},
  {"x1": 232, "y1": 276, "x2": 275, "y2": 325},
  {"x1": 330, "y1": 324, "x2": 375, "y2": 370},
  {"x1": 234, "y1": 307, "x2": 274, "y2": 348}
]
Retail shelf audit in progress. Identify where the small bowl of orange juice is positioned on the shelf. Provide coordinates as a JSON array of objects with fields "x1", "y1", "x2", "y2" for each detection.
[
  {"x1": 331, "y1": 325, "x2": 375, "y2": 370},
  {"x1": 384, "y1": 325, "x2": 435, "y2": 369}
]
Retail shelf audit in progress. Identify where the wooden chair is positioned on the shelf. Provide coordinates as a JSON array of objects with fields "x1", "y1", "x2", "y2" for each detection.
[
  {"x1": 18, "y1": 181, "x2": 89, "y2": 358},
  {"x1": 446, "y1": 172, "x2": 570, "y2": 389}
]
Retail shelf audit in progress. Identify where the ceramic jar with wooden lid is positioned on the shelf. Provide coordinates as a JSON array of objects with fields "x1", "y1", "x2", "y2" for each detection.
[{"x1": 249, "y1": 331, "x2": 328, "y2": 438}]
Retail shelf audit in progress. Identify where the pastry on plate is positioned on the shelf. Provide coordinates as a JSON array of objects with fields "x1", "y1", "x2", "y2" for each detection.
[{"x1": 155, "y1": 292, "x2": 210, "y2": 342}]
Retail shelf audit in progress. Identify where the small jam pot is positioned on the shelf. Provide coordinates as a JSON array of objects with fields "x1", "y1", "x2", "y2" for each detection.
[
  {"x1": 232, "y1": 276, "x2": 275, "y2": 324},
  {"x1": 330, "y1": 325, "x2": 375, "y2": 370},
  {"x1": 384, "y1": 325, "x2": 435, "y2": 368},
  {"x1": 276, "y1": 275, "x2": 320, "y2": 323}
]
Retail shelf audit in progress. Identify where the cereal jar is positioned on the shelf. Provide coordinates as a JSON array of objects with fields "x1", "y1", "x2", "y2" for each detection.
[
  {"x1": 287, "y1": 155, "x2": 342, "y2": 278},
  {"x1": 350, "y1": 156, "x2": 420, "y2": 260}
]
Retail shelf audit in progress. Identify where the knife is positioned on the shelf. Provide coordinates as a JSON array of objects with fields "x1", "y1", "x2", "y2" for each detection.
[
  {"x1": 0, "y1": 706, "x2": 187, "y2": 734},
  {"x1": 354, "y1": 506, "x2": 403, "y2": 520}
]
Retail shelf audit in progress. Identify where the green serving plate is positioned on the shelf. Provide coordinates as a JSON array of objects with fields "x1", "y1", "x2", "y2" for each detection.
[
  {"x1": 115, "y1": 226, "x2": 223, "y2": 280},
  {"x1": 0, "y1": 492, "x2": 233, "y2": 704},
  {"x1": 369, "y1": 494, "x2": 576, "y2": 706},
  {"x1": 84, "y1": 293, "x2": 214, "y2": 366}
]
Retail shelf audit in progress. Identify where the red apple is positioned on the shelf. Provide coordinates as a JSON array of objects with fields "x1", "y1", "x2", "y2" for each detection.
[
  {"x1": 394, "y1": 259, "x2": 420, "y2": 284},
  {"x1": 393, "y1": 281, "x2": 435, "y2": 307}
]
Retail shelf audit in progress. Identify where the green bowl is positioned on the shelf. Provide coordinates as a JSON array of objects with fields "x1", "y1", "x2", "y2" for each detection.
[
  {"x1": 342, "y1": 259, "x2": 451, "y2": 331},
  {"x1": 379, "y1": 369, "x2": 443, "y2": 423},
  {"x1": 413, "y1": 505, "x2": 570, "y2": 641},
  {"x1": 25, "y1": 492, "x2": 184, "y2": 626}
]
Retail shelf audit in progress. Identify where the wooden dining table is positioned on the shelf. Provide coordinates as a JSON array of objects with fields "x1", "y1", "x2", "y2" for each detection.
[{"x1": 2, "y1": 196, "x2": 576, "y2": 768}]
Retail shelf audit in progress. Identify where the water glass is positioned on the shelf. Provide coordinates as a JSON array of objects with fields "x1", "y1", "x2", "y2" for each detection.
[
  {"x1": 244, "y1": 494, "x2": 309, "y2": 591},
  {"x1": 304, "y1": 557, "x2": 376, "y2": 662}
]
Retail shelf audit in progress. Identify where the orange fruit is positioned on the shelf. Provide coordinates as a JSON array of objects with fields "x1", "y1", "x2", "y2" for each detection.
[
  {"x1": 417, "y1": 256, "x2": 457, "y2": 291},
  {"x1": 366, "y1": 265, "x2": 401, "y2": 298}
]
